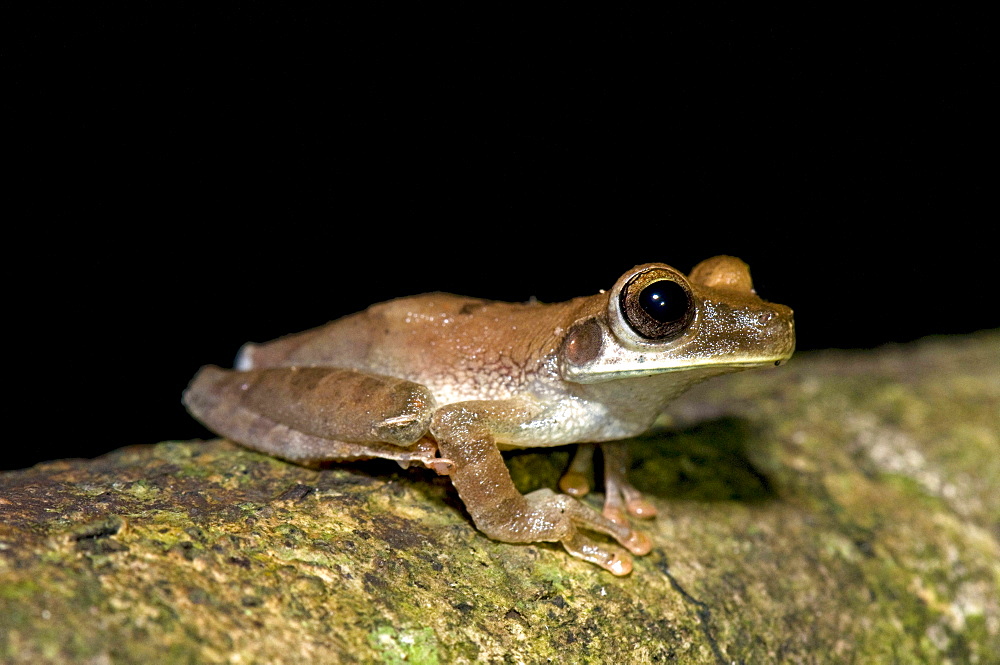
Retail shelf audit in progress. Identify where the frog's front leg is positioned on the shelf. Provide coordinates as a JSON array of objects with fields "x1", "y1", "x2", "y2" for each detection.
[
  {"x1": 430, "y1": 401, "x2": 651, "y2": 575},
  {"x1": 599, "y1": 441, "x2": 657, "y2": 525},
  {"x1": 183, "y1": 366, "x2": 453, "y2": 473},
  {"x1": 558, "y1": 443, "x2": 595, "y2": 497}
]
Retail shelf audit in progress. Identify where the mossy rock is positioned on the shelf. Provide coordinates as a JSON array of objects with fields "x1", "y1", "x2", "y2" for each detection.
[{"x1": 2, "y1": 332, "x2": 998, "y2": 663}]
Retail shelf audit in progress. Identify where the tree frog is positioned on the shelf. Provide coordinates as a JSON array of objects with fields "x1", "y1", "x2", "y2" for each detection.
[{"x1": 183, "y1": 256, "x2": 794, "y2": 575}]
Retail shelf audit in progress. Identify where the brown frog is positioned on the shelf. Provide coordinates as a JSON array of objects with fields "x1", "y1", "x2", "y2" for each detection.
[{"x1": 183, "y1": 256, "x2": 795, "y2": 574}]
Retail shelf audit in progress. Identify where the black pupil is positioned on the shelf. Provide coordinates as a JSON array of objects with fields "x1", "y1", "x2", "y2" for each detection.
[{"x1": 638, "y1": 280, "x2": 689, "y2": 323}]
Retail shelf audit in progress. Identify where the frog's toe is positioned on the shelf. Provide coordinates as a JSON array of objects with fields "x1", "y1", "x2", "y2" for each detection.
[
  {"x1": 601, "y1": 441, "x2": 658, "y2": 522},
  {"x1": 625, "y1": 497, "x2": 658, "y2": 519},
  {"x1": 601, "y1": 504, "x2": 629, "y2": 527},
  {"x1": 391, "y1": 438, "x2": 454, "y2": 474},
  {"x1": 603, "y1": 481, "x2": 658, "y2": 526},
  {"x1": 559, "y1": 443, "x2": 595, "y2": 497},
  {"x1": 621, "y1": 528, "x2": 652, "y2": 556},
  {"x1": 558, "y1": 471, "x2": 590, "y2": 497},
  {"x1": 559, "y1": 532, "x2": 634, "y2": 576}
]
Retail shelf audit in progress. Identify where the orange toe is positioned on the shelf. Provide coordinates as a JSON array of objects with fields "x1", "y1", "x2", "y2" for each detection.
[{"x1": 559, "y1": 472, "x2": 590, "y2": 497}]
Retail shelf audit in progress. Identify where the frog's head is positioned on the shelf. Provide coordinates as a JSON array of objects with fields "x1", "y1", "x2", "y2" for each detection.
[{"x1": 559, "y1": 256, "x2": 795, "y2": 383}]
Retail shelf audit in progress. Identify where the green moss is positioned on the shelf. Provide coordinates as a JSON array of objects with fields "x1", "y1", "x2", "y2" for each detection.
[
  {"x1": 368, "y1": 626, "x2": 441, "y2": 665},
  {"x1": 0, "y1": 577, "x2": 40, "y2": 600}
]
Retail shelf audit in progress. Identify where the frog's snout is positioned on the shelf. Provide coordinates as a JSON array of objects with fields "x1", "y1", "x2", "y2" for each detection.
[{"x1": 767, "y1": 303, "x2": 796, "y2": 361}]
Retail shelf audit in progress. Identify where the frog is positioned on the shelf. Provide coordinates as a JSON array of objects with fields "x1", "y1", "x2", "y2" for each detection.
[{"x1": 183, "y1": 255, "x2": 795, "y2": 575}]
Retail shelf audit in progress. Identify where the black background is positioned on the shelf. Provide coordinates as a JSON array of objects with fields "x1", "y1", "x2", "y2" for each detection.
[{"x1": 7, "y1": 7, "x2": 994, "y2": 470}]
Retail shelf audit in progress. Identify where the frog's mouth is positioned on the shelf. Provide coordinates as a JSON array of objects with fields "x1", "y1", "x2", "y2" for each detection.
[{"x1": 562, "y1": 353, "x2": 793, "y2": 383}]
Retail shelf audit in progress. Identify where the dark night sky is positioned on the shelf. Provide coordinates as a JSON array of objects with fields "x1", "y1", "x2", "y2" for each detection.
[{"x1": 8, "y1": 7, "x2": 995, "y2": 470}]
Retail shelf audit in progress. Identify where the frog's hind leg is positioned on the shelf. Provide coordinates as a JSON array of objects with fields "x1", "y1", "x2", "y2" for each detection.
[
  {"x1": 183, "y1": 365, "x2": 452, "y2": 474},
  {"x1": 600, "y1": 441, "x2": 658, "y2": 526}
]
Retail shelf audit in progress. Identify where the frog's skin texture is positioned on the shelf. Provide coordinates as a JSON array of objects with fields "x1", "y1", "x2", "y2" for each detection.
[{"x1": 183, "y1": 256, "x2": 795, "y2": 575}]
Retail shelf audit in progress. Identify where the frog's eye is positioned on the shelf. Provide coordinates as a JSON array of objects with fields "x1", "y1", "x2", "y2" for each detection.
[{"x1": 620, "y1": 269, "x2": 694, "y2": 340}]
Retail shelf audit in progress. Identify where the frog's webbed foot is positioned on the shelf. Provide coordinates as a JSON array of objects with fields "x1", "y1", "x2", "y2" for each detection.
[{"x1": 600, "y1": 441, "x2": 657, "y2": 526}]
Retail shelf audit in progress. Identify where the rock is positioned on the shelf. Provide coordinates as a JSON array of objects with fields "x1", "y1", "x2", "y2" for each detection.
[{"x1": 2, "y1": 331, "x2": 998, "y2": 663}]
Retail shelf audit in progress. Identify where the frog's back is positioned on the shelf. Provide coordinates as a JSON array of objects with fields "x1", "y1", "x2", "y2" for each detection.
[
  {"x1": 234, "y1": 292, "x2": 578, "y2": 403},
  {"x1": 236, "y1": 293, "x2": 478, "y2": 370}
]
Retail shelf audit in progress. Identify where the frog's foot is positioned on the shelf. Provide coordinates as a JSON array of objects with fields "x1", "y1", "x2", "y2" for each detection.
[
  {"x1": 558, "y1": 443, "x2": 595, "y2": 497},
  {"x1": 523, "y1": 489, "x2": 652, "y2": 575},
  {"x1": 560, "y1": 532, "x2": 634, "y2": 576},
  {"x1": 393, "y1": 437, "x2": 454, "y2": 475},
  {"x1": 600, "y1": 442, "x2": 658, "y2": 527},
  {"x1": 602, "y1": 478, "x2": 658, "y2": 526}
]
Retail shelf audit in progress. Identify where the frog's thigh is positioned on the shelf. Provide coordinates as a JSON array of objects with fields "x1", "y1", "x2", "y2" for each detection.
[
  {"x1": 183, "y1": 365, "x2": 439, "y2": 467},
  {"x1": 430, "y1": 400, "x2": 651, "y2": 575}
]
